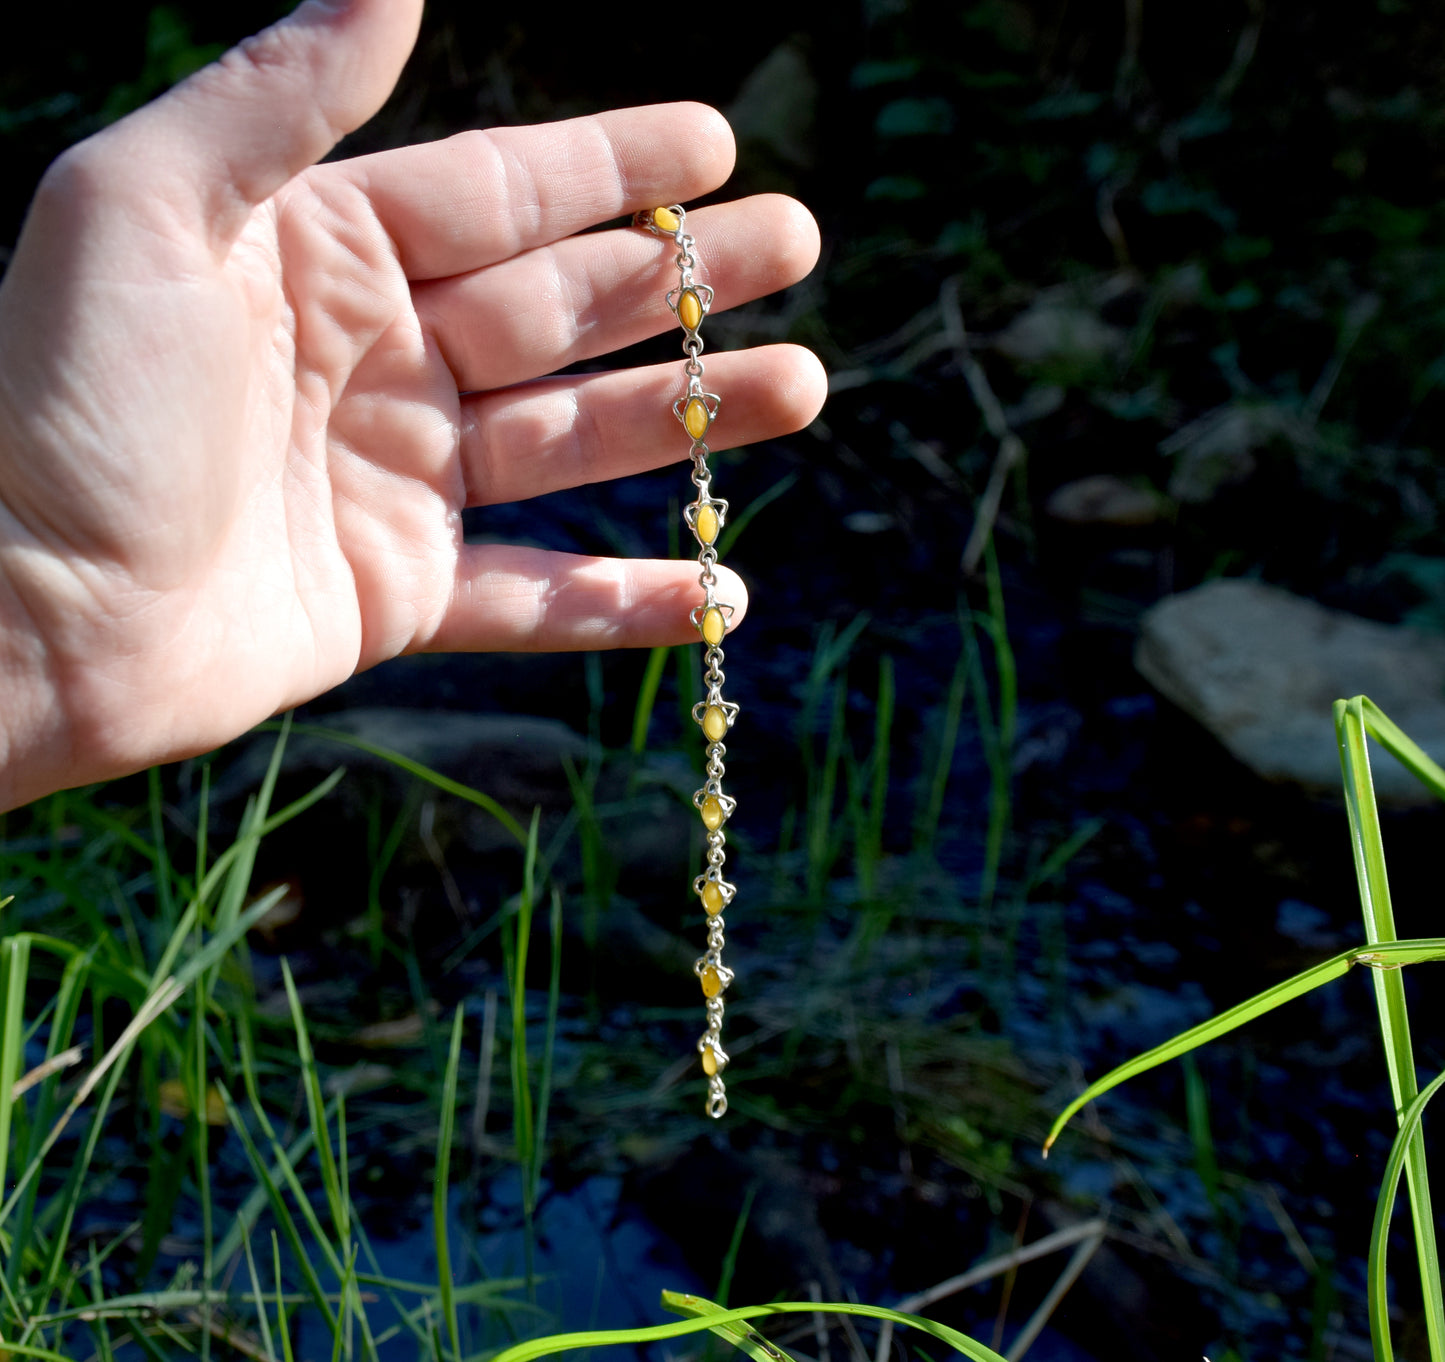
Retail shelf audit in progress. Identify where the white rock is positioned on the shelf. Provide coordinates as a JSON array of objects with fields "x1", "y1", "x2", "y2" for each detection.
[{"x1": 1135, "y1": 580, "x2": 1445, "y2": 802}]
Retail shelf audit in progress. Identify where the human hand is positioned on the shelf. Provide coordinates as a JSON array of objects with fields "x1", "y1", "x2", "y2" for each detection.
[{"x1": 0, "y1": 0, "x2": 825, "y2": 811}]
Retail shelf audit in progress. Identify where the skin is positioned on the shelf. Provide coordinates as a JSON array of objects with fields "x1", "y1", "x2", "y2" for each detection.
[{"x1": 0, "y1": 0, "x2": 826, "y2": 812}]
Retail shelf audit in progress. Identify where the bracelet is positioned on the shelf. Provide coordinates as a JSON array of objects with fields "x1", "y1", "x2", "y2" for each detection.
[{"x1": 636, "y1": 203, "x2": 735, "y2": 1120}]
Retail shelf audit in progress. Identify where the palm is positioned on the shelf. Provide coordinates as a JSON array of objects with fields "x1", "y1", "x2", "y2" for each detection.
[
  {"x1": 209, "y1": 187, "x2": 468, "y2": 687},
  {"x1": 0, "y1": 183, "x2": 460, "y2": 747}
]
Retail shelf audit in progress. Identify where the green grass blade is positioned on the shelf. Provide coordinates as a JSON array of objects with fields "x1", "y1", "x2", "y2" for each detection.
[
  {"x1": 674, "y1": 617, "x2": 699, "y2": 739},
  {"x1": 806, "y1": 676, "x2": 849, "y2": 900},
  {"x1": 714, "y1": 1186, "x2": 756, "y2": 1309},
  {"x1": 211, "y1": 1120, "x2": 319, "y2": 1269},
  {"x1": 716, "y1": 472, "x2": 799, "y2": 559},
  {"x1": 560, "y1": 755, "x2": 609, "y2": 956},
  {"x1": 664, "y1": 1289, "x2": 800, "y2": 1362},
  {"x1": 274, "y1": 1233, "x2": 298, "y2": 1362},
  {"x1": 1181, "y1": 1054, "x2": 1221, "y2": 1219},
  {"x1": 10, "y1": 935, "x2": 143, "y2": 1006},
  {"x1": 333, "y1": 1239, "x2": 359, "y2": 1362},
  {"x1": 981, "y1": 538, "x2": 1016, "y2": 756},
  {"x1": 435, "y1": 1006, "x2": 464, "y2": 1362},
  {"x1": 210, "y1": 716, "x2": 292, "y2": 931},
  {"x1": 860, "y1": 656, "x2": 895, "y2": 897},
  {"x1": 266, "y1": 986, "x2": 384, "y2": 1362},
  {"x1": 194, "y1": 768, "x2": 345, "y2": 919},
  {"x1": 508, "y1": 811, "x2": 541, "y2": 1210},
  {"x1": 365, "y1": 784, "x2": 416, "y2": 969},
  {"x1": 488, "y1": 1296, "x2": 1004, "y2": 1362},
  {"x1": 87, "y1": 1244, "x2": 118, "y2": 1362},
  {"x1": 354, "y1": 1222, "x2": 454, "y2": 1356},
  {"x1": 0, "y1": 1343, "x2": 75, "y2": 1362},
  {"x1": 19, "y1": 1293, "x2": 267, "y2": 1331},
  {"x1": 280, "y1": 959, "x2": 346, "y2": 1242},
  {"x1": 276, "y1": 724, "x2": 526, "y2": 846},
  {"x1": 212, "y1": 1020, "x2": 322, "y2": 1270},
  {"x1": 239, "y1": 1218, "x2": 277, "y2": 1362},
  {"x1": 150, "y1": 885, "x2": 287, "y2": 995},
  {"x1": 9, "y1": 948, "x2": 90, "y2": 1295},
  {"x1": 1, "y1": 970, "x2": 192, "y2": 1232},
  {"x1": 196, "y1": 762, "x2": 210, "y2": 891},
  {"x1": 1368, "y1": 1067, "x2": 1445, "y2": 1362},
  {"x1": 147, "y1": 767, "x2": 177, "y2": 934},
  {"x1": 219, "y1": 1083, "x2": 338, "y2": 1334},
  {"x1": 914, "y1": 645, "x2": 968, "y2": 855},
  {"x1": 0, "y1": 935, "x2": 33, "y2": 1206},
  {"x1": 1024, "y1": 819, "x2": 1104, "y2": 897},
  {"x1": 194, "y1": 992, "x2": 214, "y2": 1362},
  {"x1": 630, "y1": 647, "x2": 671, "y2": 760},
  {"x1": 531, "y1": 887, "x2": 562, "y2": 1206},
  {"x1": 31, "y1": 978, "x2": 186, "y2": 1289},
  {"x1": 1358, "y1": 696, "x2": 1445, "y2": 800},
  {"x1": 1044, "y1": 939, "x2": 1445, "y2": 1153},
  {"x1": 1336, "y1": 696, "x2": 1445, "y2": 1359}
]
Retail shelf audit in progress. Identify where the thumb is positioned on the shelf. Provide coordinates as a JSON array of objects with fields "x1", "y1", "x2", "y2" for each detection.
[{"x1": 127, "y1": 0, "x2": 423, "y2": 243}]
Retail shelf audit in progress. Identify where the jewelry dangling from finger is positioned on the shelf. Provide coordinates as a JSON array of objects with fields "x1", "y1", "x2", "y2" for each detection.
[{"x1": 637, "y1": 203, "x2": 735, "y2": 1120}]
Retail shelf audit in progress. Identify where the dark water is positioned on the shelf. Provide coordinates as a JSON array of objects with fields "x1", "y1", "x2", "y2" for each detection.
[{"x1": 297, "y1": 1175, "x2": 708, "y2": 1362}]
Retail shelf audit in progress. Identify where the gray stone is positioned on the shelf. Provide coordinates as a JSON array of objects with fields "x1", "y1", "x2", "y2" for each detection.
[
  {"x1": 992, "y1": 278, "x2": 1136, "y2": 373},
  {"x1": 1045, "y1": 474, "x2": 1168, "y2": 527},
  {"x1": 1135, "y1": 580, "x2": 1445, "y2": 802},
  {"x1": 993, "y1": 298, "x2": 1128, "y2": 371}
]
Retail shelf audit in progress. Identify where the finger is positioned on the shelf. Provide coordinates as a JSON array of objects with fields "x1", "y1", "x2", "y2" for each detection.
[
  {"x1": 458, "y1": 344, "x2": 826, "y2": 506},
  {"x1": 422, "y1": 549, "x2": 749, "y2": 653},
  {"x1": 416, "y1": 195, "x2": 820, "y2": 392},
  {"x1": 332, "y1": 103, "x2": 736, "y2": 282},
  {"x1": 121, "y1": 0, "x2": 423, "y2": 245}
]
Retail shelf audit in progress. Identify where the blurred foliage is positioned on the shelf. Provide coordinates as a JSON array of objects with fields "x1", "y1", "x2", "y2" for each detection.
[{"x1": 799, "y1": 0, "x2": 1445, "y2": 616}]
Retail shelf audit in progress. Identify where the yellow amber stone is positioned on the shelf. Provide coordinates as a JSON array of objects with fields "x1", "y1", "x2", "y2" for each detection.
[
  {"x1": 701, "y1": 966, "x2": 723, "y2": 998},
  {"x1": 701, "y1": 606, "x2": 726, "y2": 647},
  {"x1": 695, "y1": 502, "x2": 720, "y2": 545},
  {"x1": 702, "y1": 704, "x2": 728, "y2": 743},
  {"x1": 684, "y1": 397, "x2": 711, "y2": 441},
  {"x1": 652, "y1": 206, "x2": 680, "y2": 233},
  {"x1": 702, "y1": 882, "x2": 725, "y2": 916},
  {"x1": 701, "y1": 795, "x2": 724, "y2": 830},
  {"x1": 679, "y1": 288, "x2": 703, "y2": 332},
  {"x1": 701, "y1": 1047, "x2": 718, "y2": 1076}
]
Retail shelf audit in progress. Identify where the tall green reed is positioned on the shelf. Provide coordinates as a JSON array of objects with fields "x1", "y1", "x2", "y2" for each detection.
[{"x1": 1045, "y1": 695, "x2": 1445, "y2": 1362}]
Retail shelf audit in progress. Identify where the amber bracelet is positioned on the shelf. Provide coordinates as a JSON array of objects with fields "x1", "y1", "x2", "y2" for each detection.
[{"x1": 636, "y1": 203, "x2": 736, "y2": 1119}]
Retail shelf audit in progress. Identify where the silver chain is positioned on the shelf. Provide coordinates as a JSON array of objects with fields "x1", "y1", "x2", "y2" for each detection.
[{"x1": 638, "y1": 204, "x2": 734, "y2": 1119}]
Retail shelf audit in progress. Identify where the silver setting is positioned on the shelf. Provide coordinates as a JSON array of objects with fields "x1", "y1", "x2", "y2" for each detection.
[
  {"x1": 674, "y1": 389, "x2": 722, "y2": 438},
  {"x1": 691, "y1": 786, "x2": 736, "y2": 825},
  {"x1": 683, "y1": 495, "x2": 729, "y2": 547},
  {"x1": 693, "y1": 871, "x2": 737, "y2": 907},
  {"x1": 694, "y1": 956, "x2": 735, "y2": 990},
  {"x1": 692, "y1": 698, "x2": 741, "y2": 735},
  {"x1": 667, "y1": 282, "x2": 715, "y2": 331},
  {"x1": 689, "y1": 600, "x2": 736, "y2": 633}
]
